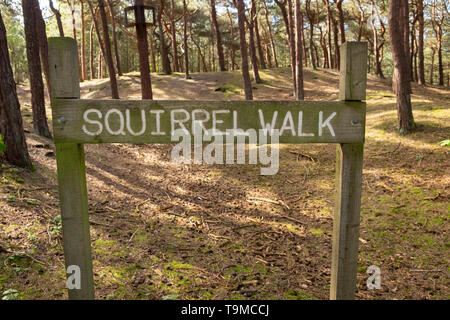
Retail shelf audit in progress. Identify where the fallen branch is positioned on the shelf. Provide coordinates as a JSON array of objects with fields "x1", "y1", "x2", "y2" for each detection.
[
  {"x1": 247, "y1": 196, "x2": 290, "y2": 210},
  {"x1": 289, "y1": 150, "x2": 318, "y2": 163}
]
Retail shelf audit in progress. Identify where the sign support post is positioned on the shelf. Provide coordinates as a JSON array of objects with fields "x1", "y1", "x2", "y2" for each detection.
[
  {"x1": 330, "y1": 42, "x2": 367, "y2": 300},
  {"x1": 49, "y1": 37, "x2": 95, "y2": 300}
]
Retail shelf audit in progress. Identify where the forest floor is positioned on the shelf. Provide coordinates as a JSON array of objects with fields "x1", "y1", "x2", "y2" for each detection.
[{"x1": 0, "y1": 67, "x2": 449, "y2": 300}]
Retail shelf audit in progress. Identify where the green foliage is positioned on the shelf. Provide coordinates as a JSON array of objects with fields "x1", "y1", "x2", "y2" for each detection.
[
  {"x1": 0, "y1": 3, "x2": 27, "y2": 83},
  {"x1": 439, "y1": 140, "x2": 450, "y2": 147},
  {"x1": 50, "y1": 215, "x2": 62, "y2": 236},
  {"x1": 2, "y1": 289, "x2": 19, "y2": 300}
]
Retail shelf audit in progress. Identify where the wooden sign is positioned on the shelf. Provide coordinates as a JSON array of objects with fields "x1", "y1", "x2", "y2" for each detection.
[
  {"x1": 52, "y1": 99, "x2": 365, "y2": 144},
  {"x1": 49, "y1": 37, "x2": 367, "y2": 301}
]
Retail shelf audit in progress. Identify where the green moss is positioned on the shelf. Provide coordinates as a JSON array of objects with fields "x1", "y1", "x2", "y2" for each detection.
[
  {"x1": 310, "y1": 228, "x2": 324, "y2": 236},
  {"x1": 283, "y1": 289, "x2": 312, "y2": 300}
]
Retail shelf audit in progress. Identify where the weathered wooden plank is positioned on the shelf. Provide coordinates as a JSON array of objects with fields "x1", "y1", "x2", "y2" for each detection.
[
  {"x1": 331, "y1": 41, "x2": 367, "y2": 300},
  {"x1": 49, "y1": 37, "x2": 95, "y2": 300},
  {"x1": 339, "y1": 42, "x2": 368, "y2": 101},
  {"x1": 51, "y1": 99, "x2": 366, "y2": 144},
  {"x1": 55, "y1": 143, "x2": 94, "y2": 300},
  {"x1": 330, "y1": 142, "x2": 364, "y2": 300},
  {"x1": 48, "y1": 37, "x2": 80, "y2": 99}
]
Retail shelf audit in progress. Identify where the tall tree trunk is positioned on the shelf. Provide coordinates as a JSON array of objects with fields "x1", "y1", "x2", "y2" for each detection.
[
  {"x1": 301, "y1": 13, "x2": 307, "y2": 67},
  {"x1": 305, "y1": 0, "x2": 316, "y2": 70},
  {"x1": 80, "y1": 0, "x2": 87, "y2": 81},
  {"x1": 287, "y1": 0, "x2": 296, "y2": 94},
  {"x1": 389, "y1": 0, "x2": 415, "y2": 134},
  {"x1": 254, "y1": 17, "x2": 267, "y2": 69},
  {"x1": 34, "y1": 0, "x2": 51, "y2": 97},
  {"x1": 400, "y1": 0, "x2": 412, "y2": 83},
  {"x1": 332, "y1": 15, "x2": 340, "y2": 70},
  {"x1": 417, "y1": 0, "x2": 425, "y2": 85},
  {"x1": 158, "y1": 1, "x2": 172, "y2": 74},
  {"x1": 235, "y1": 0, "x2": 253, "y2": 100},
  {"x1": 265, "y1": 43, "x2": 272, "y2": 68},
  {"x1": 210, "y1": 0, "x2": 226, "y2": 71},
  {"x1": 22, "y1": 0, "x2": 51, "y2": 139},
  {"x1": 226, "y1": 7, "x2": 237, "y2": 70},
  {"x1": 88, "y1": 0, "x2": 119, "y2": 99},
  {"x1": 49, "y1": 0, "x2": 64, "y2": 37},
  {"x1": 183, "y1": 0, "x2": 191, "y2": 79},
  {"x1": 189, "y1": 25, "x2": 207, "y2": 72},
  {"x1": 263, "y1": 0, "x2": 278, "y2": 68},
  {"x1": 0, "y1": 12, "x2": 32, "y2": 168},
  {"x1": 98, "y1": 51, "x2": 103, "y2": 79},
  {"x1": 336, "y1": 0, "x2": 345, "y2": 43},
  {"x1": 248, "y1": 0, "x2": 262, "y2": 83},
  {"x1": 134, "y1": 0, "x2": 153, "y2": 99},
  {"x1": 437, "y1": 36, "x2": 443, "y2": 86},
  {"x1": 294, "y1": 0, "x2": 304, "y2": 100},
  {"x1": 169, "y1": 0, "x2": 179, "y2": 72},
  {"x1": 324, "y1": 0, "x2": 333, "y2": 68},
  {"x1": 149, "y1": 29, "x2": 157, "y2": 73},
  {"x1": 100, "y1": 0, "x2": 119, "y2": 98},
  {"x1": 319, "y1": 26, "x2": 329, "y2": 68},
  {"x1": 429, "y1": 47, "x2": 435, "y2": 85},
  {"x1": 356, "y1": 0, "x2": 365, "y2": 42},
  {"x1": 89, "y1": 20, "x2": 95, "y2": 79},
  {"x1": 410, "y1": 16, "x2": 416, "y2": 82},
  {"x1": 107, "y1": 0, "x2": 122, "y2": 76},
  {"x1": 66, "y1": 0, "x2": 83, "y2": 82}
]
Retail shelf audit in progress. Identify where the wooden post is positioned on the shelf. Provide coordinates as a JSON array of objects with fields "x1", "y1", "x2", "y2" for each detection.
[
  {"x1": 331, "y1": 42, "x2": 367, "y2": 300},
  {"x1": 49, "y1": 37, "x2": 95, "y2": 300}
]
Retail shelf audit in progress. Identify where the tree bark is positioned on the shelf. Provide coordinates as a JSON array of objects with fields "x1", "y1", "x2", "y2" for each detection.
[
  {"x1": 0, "y1": 12, "x2": 32, "y2": 168},
  {"x1": 305, "y1": 0, "x2": 317, "y2": 70},
  {"x1": 99, "y1": 0, "x2": 119, "y2": 98},
  {"x1": 294, "y1": 0, "x2": 304, "y2": 100},
  {"x1": 248, "y1": 0, "x2": 262, "y2": 83},
  {"x1": 389, "y1": 0, "x2": 415, "y2": 134},
  {"x1": 235, "y1": 0, "x2": 253, "y2": 100},
  {"x1": 22, "y1": 0, "x2": 52, "y2": 139},
  {"x1": 183, "y1": 0, "x2": 191, "y2": 79},
  {"x1": 370, "y1": 1, "x2": 384, "y2": 79},
  {"x1": 107, "y1": 0, "x2": 122, "y2": 76},
  {"x1": 287, "y1": 0, "x2": 296, "y2": 94},
  {"x1": 49, "y1": 0, "x2": 64, "y2": 37},
  {"x1": 80, "y1": 0, "x2": 87, "y2": 81},
  {"x1": 263, "y1": 0, "x2": 278, "y2": 68},
  {"x1": 417, "y1": 0, "x2": 425, "y2": 85},
  {"x1": 158, "y1": 0, "x2": 172, "y2": 74},
  {"x1": 210, "y1": 0, "x2": 226, "y2": 71},
  {"x1": 149, "y1": 29, "x2": 157, "y2": 73},
  {"x1": 336, "y1": 0, "x2": 345, "y2": 44},
  {"x1": 189, "y1": 24, "x2": 207, "y2": 72},
  {"x1": 254, "y1": 16, "x2": 267, "y2": 69},
  {"x1": 324, "y1": 0, "x2": 333, "y2": 68},
  {"x1": 88, "y1": 0, "x2": 119, "y2": 99},
  {"x1": 66, "y1": 0, "x2": 83, "y2": 82},
  {"x1": 400, "y1": 0, "x2": 412, "y2": 83},
  {"x1": 169, "y1": 0, "x2": 179, "y2": 72},
  {"x1": 34, "y1": 0, "x2": 51, "y2": 97},
  {"x1": 134, "y1": 0, "x2": 153, "y2": 99},
  {"x1": 226, "y1": 7, "x2": 237, "y2": 70},
  {"x1": 89, "y1": 20, "x2": 95, "y2": 79},
  {"x1": 429, "y1": 47, "x2": 435, "y2": 85},
  {"x1": 332, "y1": 14, "x2": 340, "y2": 70}
]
